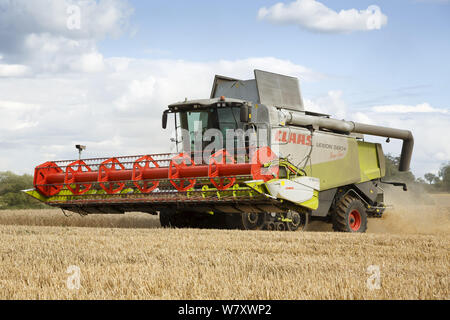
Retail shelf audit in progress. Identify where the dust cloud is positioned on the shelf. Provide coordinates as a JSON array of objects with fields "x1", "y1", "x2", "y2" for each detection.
[
  {"x1": 308, "y1": 187, "x2": 450, "y2": 235},
  {"x1": 368, "y1": 188, "x2": 450, "y2": 235}
]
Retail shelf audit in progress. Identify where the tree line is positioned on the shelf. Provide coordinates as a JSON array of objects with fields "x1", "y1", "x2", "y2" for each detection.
[
  {"x1": 384, "y1": 155, "x2": 449, "y2": 192},
  {"x1": 0, "y1": 155, "x2": 449, "y2": 210},
  {"x1": 0, "y1": 172, "x2": 47, "y2": 210}
]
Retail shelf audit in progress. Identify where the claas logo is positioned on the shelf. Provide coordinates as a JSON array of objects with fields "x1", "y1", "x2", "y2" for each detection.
[{"x1": 274, "y1": 130, "x2": 312, "y2": 146}]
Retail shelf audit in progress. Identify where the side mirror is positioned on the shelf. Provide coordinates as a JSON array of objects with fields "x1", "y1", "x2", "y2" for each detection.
[
  {"x1": 162, "y1": 111, "x2": 169, "y2": 129},
  {"x1": 240, "y1": 105, "x2": 250, "y2": 123}
]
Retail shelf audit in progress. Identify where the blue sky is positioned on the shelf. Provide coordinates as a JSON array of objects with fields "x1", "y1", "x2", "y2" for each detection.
[
  {"x1": 0, "y1": 0, "x2": 449, "y2": 178},
  {"x1": 99, "y1": 0, "x2": 450, "y2": 107}
]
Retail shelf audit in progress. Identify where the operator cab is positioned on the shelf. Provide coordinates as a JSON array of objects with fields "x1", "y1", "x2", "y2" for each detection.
[
  {"x1": 162, "y1": 97, "x2": 253, "y2": 158},
  {"x1": 161, "y1": 69, "x2": 306, "y2": 160}
]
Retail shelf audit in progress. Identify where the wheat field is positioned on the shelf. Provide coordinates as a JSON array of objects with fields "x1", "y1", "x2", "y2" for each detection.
[{"x1": 0, "y1": 194, "x2": 449, "y2": 300}]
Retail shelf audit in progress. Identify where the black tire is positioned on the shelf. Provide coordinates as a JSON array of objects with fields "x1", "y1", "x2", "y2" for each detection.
[
  {"x1": 209, "y1": 213, "x2": 230, "y2": 230},
  {"x1": 161, "y1": 211, "x2": 231, "y2": 230},
  {"x1": 160, "y1": 210, "x2": 193, "y2": 229},
  {"x1": 186, "y1": 213, "x2": 227, "y2": 229},
  {"x1": 332, "y1": 195, "x2": 368, "y2": 233},
  {"x1": 159, "y1": 210, "x2": 176, "y2": 228},
  {"x1": 173, "y1": 211, "x2": 197, "y2": 229}
]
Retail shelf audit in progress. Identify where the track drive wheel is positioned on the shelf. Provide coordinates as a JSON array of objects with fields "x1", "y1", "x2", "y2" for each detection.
[
  {"x1": 226, "y1": 212, "x2": 265, "y2": 230},
  {"x1": 332, "y1": 195, "x2": 368, "y2": 233},
  {"x1": 286, "y1": 210, "x2": 310, "y2": 232}
]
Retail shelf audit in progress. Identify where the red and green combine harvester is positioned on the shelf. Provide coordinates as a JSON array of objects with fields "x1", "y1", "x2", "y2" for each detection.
[{"x1": 26, "y1": 70, "x2": 414, "y2": 233}]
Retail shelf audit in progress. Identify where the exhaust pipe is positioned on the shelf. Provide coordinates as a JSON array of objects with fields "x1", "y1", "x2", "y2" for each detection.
[{"x1": 285, "y1": 113, "x2": 414, "y2": 172}]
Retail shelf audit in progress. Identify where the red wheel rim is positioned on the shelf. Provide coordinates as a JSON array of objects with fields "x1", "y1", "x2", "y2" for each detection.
[{"x1": 349, "y1": 210, "x2": 362, "y2": 231}]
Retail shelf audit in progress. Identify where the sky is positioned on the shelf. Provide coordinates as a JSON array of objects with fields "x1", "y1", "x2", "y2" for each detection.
[{"x1": 0, "y1": 0, "x2": 449, "y2": 178}]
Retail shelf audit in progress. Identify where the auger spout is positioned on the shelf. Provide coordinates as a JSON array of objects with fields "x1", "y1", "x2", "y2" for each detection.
[{"x1": 285, "y1": 113, "x2": 414, "y2": 172}]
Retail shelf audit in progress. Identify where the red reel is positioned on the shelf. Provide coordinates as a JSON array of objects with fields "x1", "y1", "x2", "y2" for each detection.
[
  {"x1": 208, "y1": 150, "x2": 236, "y2": 190},
  {"x1": 132, "y1": 155, "x2": 160, "y2": 193},
  {"x1": 34, "y1": 162, "x2": 64, "y2": 197},
  {"x1": 169, "y1": 153, "x2": 197, "y2": 192},
  {"x1": 65, "y1": 160, "x2": 93, "y2": 195},
  {"x1": 98, "y1": 158, "x2": 126, "y2": 194},
  {"x1": 251, "y1": 147, "x2": 279, "y2": 182}
]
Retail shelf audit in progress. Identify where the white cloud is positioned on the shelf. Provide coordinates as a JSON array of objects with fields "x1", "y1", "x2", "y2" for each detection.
[
  {"x1": 74, "y1": 52, "x2": 105, "y2": 73},
  {"x1": 0, "y1": 0, "x2": 132, "y2": 74},
  {"x1": 372, "y1": 103, "x2": 448, "y2": 114},
  {"x1": 0, "y1": 0, "x2": 133, "y2": 41},
  {"x1": 0, "y1": 64, "x2": 30, "y2": 77},
  {"x1": 0, "y1": 100, "x2": 40, "y2": 130},
  {"x1": 22, "y1": 33, "x2": 104, "y2": 73},
  {"x1": 352, "y1": 112, "x2": 377, "y2": 125},
  {"x1": 258, "y1": 0, "x2": 388, "y2": 33},
  {"x1": 305, "y1": 90, "x2": 347, "y2": 118}
]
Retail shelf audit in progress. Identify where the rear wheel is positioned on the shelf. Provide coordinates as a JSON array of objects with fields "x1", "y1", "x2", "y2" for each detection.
[{"x1": 332, "y1": 195, "x2": 368, "y2": 233}]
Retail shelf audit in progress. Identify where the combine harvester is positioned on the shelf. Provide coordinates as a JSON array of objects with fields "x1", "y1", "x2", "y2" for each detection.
[{"x1": 26, "y1": 70, "x2": 414, "y2": 233}]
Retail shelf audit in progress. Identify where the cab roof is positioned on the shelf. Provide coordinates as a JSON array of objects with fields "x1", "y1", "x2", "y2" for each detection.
[{"x1": 168, "y1": 97, "x2": 248, "y2": 111}]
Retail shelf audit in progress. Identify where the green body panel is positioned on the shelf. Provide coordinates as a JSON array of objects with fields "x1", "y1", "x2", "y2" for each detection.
[
  {"x1": 299, "y1": 190, "x2": 319, "y2": 210},
  {"x1": 25, "y1": 189, "x2": 49, "y2": 202},
  {"x1": 276, "y1": 128, "x2": 359, "y2": 191},
  {"x1": 357, "y1": 141, "x2": 384, "y2": 182},
  {"x1": 275, "y1": 127, "x2": 385, "y2": 192},
  {"x1": 25, "y1": 188, "x2": 135, "y2": 204},
  {"x1": 302, "y1": 138, "x2": 361, "y2": 191},
  {"x1": 376, "y1": 143, "x2": 386, "y2": 177},
  {"x1": 25, "y1": 184, "x2": 261, "y2": 205}
]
